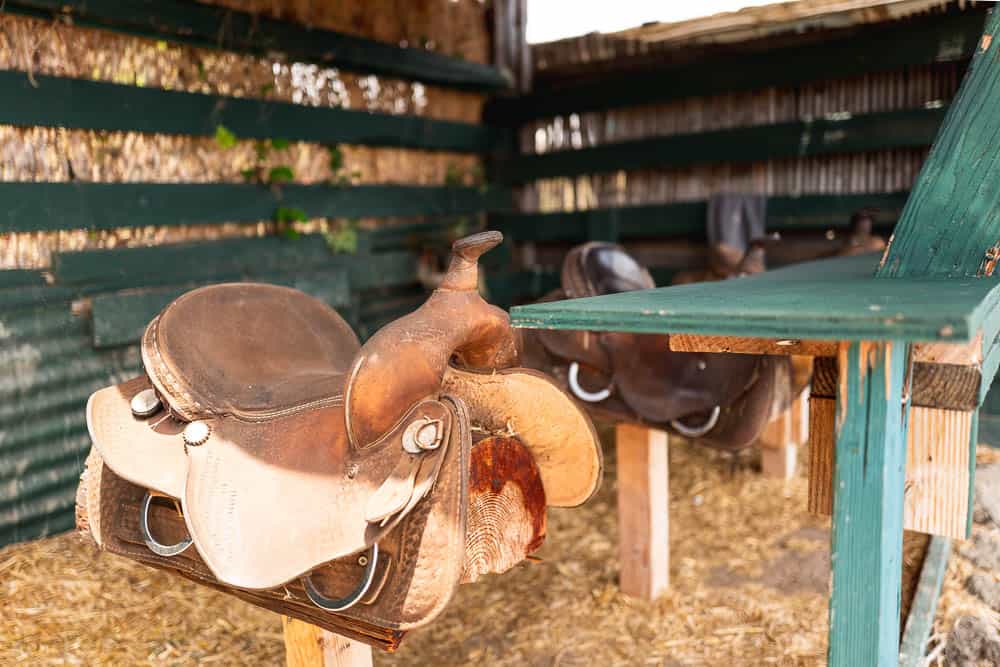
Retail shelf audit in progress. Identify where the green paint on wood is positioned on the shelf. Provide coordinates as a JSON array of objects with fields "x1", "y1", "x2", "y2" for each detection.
[
  {"x1": 2, "y1": 0, "x2": 509, "y2": 91},
  {"x1": 829, "y1": 341, "x2": 909, "y2": 666},
  {"x1": 510, "y1": 252, "x2": 1000, "y2": 343},
  {"x1": 495, "y1": 108, "x2": 945, "y2": 184},
  {"x1": 0, "y1": 70, "x2": 500, "y2": 153},
  {"x1": 0, "y1": 270, "x2": 46, "y2": 288},
  {"x1": 492, "y1": 192, "x2": 907, "y2": 243},
  {"x1": 899, "y1": 536, "x2": 952, "y2": 666},
  {"x1": 879, "y1": 12, "x2": 1000, "y2": 278},
  {"x1": 485, "y1": 11, "x2": 984, "y2": 125},
  {"x1": 0, "y1": 182, "x2": 510, "y2": 233}
]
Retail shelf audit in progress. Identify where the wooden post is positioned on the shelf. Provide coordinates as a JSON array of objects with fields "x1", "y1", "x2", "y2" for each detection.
[
  {"x1": 828, "y1": 341, "x2": 910, "y2": 667},
  {"x1": 615, "y1": 423, "x2": 669, "y2": 598},
  {"x1": 283, "y1": 617, "x2": 373, "y2": 667},
  {"x1": 759, "y1": 390, "x2": 807, "y2": 479}
]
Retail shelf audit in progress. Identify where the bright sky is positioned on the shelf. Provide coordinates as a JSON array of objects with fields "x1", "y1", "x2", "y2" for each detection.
[{"x1": 527, "y1": 0, "x2": 786, "y2": 43}]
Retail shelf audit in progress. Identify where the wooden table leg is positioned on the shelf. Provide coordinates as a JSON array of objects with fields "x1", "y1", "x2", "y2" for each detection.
[
  {"x1": 616, "y1": 422, "x2": 669, "y2": 598},
  {"x1": 283, "y1": 616, "x2": 373, "y2": 667},
  {"x1": 828, "y1": 341, "x2": 910, "y2": 666}
]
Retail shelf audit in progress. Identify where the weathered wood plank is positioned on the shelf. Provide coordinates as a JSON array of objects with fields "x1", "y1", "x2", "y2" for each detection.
[
  {"x1": 878, "y1": 13, "x2": 1000, "y2": 278},
  {"x1": 3, "y1": 0, "x2": 509, "y2": 91},
  {"x1": 828, "y1": 340, "x2": 909, "y2": 666},
  {"x1": 511, "y1": 253, "x2": 1000, "y2": 343},
  {"x1": 485, "y1": 11, "x2": 984, "y2": 124},
  {"x1": 898, "y1": 536, "x2": 951, "y2": 667},
  {"x1": 492, "y1": 192, "x2": 906, "y2": 242},
  {"x1": 495, "y1": 108, "x2": 945, "y2": 184},
  {"x1": 0, "y1": 182, "x2": 512, "y2": 233},
  {"x1": 0, "y1": 71, "x2": 500, "y2": 154},
  {"x1": 616, "y1": 423, "x2": 670, "y2": 599},
  {"x1": 808, "y1": 397, "x2": 836, "y2": 515}
]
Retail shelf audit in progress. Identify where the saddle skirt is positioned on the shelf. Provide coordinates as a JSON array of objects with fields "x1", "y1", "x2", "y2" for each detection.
[
  {"x1": 83, "y1": 231, "x2": 603, "y2": 640},
  {"x1": 520, "y1": 241, "x2": 792, "y2": 451}
]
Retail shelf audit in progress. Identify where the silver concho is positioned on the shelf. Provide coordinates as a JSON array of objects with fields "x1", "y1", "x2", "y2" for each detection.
[
  {"x1": 130, "y1": 388, "x2": 162, "y2": 418},
  {"x1": 182, "y1": 420, "x2": 211, "y2": 446}
]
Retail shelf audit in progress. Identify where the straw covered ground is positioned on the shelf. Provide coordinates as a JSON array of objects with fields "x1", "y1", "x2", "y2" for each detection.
[{"x1": 3, "y1": 432, "x2": 998, "y2": 666}]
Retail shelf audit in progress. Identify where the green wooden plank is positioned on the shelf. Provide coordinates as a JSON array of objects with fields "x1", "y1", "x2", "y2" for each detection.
[
  {"x1": 0, "y1": 498, "x2": 76, "y2": 546},
  {"x1": 0, "y1": 182, "x2": 511, "y2": 233},
  {"x1": 486, "y1": 11, "x2": 985, "y2": 125},
  {"x1": 829, "y1": 340, "x2": 909, "y2": 666},
  {"x1": 0, "y1": 269, "x2": 46, "y2": 288},
  {"x1": 879, "y1": 13, "x2": 1000, "y2": 279},
  {"x1": 0, "y1": 70, "x2": 500, "y2": 153},
  {"x1": 495, "y1": 108, "x2": 945, "y2": 184},
  {"x1": 898, "y1": 535, "x2": 952, "y2": 665},
  {"x1": 492, "y1": 192, "x2": 907, "y2": 242},
  {"x1": 90, "y1": 266, "x2": 352, "y2": 348},
  {"x1": 510, "y1": 252, "x2": 1000, "y2": 342},
  {"x1": 2, "y1": 0, "x2": 509, "y2": 91}
]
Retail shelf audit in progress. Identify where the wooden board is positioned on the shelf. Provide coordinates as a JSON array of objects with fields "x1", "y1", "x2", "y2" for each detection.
[
  {"x1": 669, "y1": 334, "x2": 837, "y2": 357},
  {"x1": 492, "y1": 192, "x2": 906, "y2": 243},
  {"x1": 0, "y1": 71, "x2": 499, "y2": 154},
  {"x1": 485, "y1": 11, "x2": 984, "y2": 124},
  {"x1": 494, "y1": 108, "x2": 944, "y2": 183},
  {"x1": 877, "y1": 15, "x2": 1000, "y2": 280},
  {"x1": 4, "y1": 0, "x2": 509, "y2": 91},
  {"x1": 511, "y1": 253, "x2": 1000, "y2": 344},
  {"x1": 0, "y1": 182, "x2": 511, "y2": 233},
  {"x1": 898, "y1": 536, "x2": 952, "y2": 667}
]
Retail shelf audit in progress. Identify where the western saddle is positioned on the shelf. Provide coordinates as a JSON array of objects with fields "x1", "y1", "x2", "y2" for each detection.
[{"x1": 81, "y1": 231, "x2": 603, "y2": 649}]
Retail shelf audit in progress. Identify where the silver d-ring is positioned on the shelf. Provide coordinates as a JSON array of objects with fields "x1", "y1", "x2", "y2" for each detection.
[
  {"x1": 140, "y1": 492, "x2": 193, "y2": 557},
  {"x1": 303, "y1": 544, "x2": 379, "y2": 612},
  {"x1": 670, "y1": 405, "x2": 722, "y2": 438},
  {"x1": 568, "y1": 362, "x2": 612, "y2": 403}
]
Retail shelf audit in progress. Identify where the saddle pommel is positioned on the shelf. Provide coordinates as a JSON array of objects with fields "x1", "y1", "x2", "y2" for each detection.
[{"x1": 440, "y1": 231, "x2": 503, "y2": 291}]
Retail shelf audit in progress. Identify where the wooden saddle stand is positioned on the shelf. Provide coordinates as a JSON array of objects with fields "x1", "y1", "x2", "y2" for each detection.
[{"x1": 75, "y1": 231, "x2": 603, "y2": 654}]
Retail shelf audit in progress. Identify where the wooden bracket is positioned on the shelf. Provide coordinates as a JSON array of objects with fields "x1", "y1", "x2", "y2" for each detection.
[{"x1": 283, "y1": 617, "x2": 373, "y2": 667}]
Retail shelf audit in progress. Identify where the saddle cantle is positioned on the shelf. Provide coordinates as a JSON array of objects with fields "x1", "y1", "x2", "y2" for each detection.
[
  {"x1": 519, "y1": 241, "x2": 793, "y2": 451},
  {"x1": 81, "y1": 231, "x2": 602, "y2": 649}
]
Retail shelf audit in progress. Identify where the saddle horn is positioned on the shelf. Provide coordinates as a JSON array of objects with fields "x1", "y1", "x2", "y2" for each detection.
[{"x1": 345, "y1": 231, "x2": 518, "y2": 448}]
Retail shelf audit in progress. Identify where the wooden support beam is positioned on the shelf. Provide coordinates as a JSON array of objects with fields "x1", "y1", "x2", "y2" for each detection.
[
  {"x1": 828, "y1": 341, "x2": 909, "y2": 667},
  {"x1": 283, "y1": 617, "x2": 373, "y2": 667},
  {"x1": 670, "y1": 334, "x2": 837, "y2": 357},
  {"x1": 759, "y1": 390, "x2": 807, "y2": 479},
  {"x1": 809, "y1": 399, "x2": 971, "y2": 540},
  {"x1": 615, "y1": 423, "x2": 669, "y2": 599},
  {"x1": 898, "y1": 536, "x2": 952, "y2": 667}
]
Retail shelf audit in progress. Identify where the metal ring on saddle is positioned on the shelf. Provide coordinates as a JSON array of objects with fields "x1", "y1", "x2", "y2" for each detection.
[
  {"x1": 140, "y1": 492, "x2": 193, "y2": 557},
  {"x1": 568, "y1": 362, "x2": 613, "y2": 403},
  {"x1": 670, "y1": 405, "x2": 722, "y2": 438},
  {"x1": 303, "y1": 544, "x2": 379, "y2": 612}
]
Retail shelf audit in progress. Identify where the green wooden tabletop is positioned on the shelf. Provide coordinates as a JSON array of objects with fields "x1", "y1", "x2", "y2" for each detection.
[{"x1": 509, "y1": 253, "x2": 1000, "y2": 343}]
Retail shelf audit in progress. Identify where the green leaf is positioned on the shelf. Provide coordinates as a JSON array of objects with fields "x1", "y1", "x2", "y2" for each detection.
[
  {"x1": 240, "y1": 167, "x2": 259, "y2": 182},
  {"x1": 324, "y1": 224, "x2": 359, "y2": 255},
  {"x1": 259, "y1": 82, "x2": 276, "y2": 95},
  {"x1": 444, "y1": 162, "x2": 463, "y2": 186},
  {"x1": 214, "y1": 125, "x2": 237, "y2": 150},
  {"x1": 268, "y1": 165, "x2": 295, "y2": 184},
  {"x1": 328, "y1": 145, "x2": 344, "y2": 172},
  {"x1": 274, "y1": 206, "x2": 308, "y2": 224},
  {"x1": 280, "y1": 227, "x2": 301, "y2": 240},
  {"x1": 270, "y1": 137, "x2": 290, "y2": 150}
]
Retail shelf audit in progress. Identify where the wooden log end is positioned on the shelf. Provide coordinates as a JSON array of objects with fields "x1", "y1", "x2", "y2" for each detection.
[{"x1": 461, "y1": 435, "x2": 547, "y2": 584}]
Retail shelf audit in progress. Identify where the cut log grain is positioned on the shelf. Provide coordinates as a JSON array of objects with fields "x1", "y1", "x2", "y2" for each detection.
[
  {"x1": 461, "y1": 435, "x2": 547, "y2": 584},
  {"x1": 75, "y1": 434, "x2": 547, "y2": 650}
]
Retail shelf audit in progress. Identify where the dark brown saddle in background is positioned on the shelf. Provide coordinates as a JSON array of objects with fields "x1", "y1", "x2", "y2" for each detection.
[
  {"x1": 519, "y1": 241, "x2": 793, "y2": 451},
  {"x1": 79, "y1": 231, "x2": 603, "y2": 650}
]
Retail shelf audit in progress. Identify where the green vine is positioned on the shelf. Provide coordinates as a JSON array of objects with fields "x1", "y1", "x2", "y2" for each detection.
[{"x1": 323, "y1": 220, "x2": 359, "y2": 255}]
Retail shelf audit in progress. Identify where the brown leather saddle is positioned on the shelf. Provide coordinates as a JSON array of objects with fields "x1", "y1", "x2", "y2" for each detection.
[
  {"x1": 519, "y1": 241, "x2": 792, "y2": 451},
  {"x1": 82, "y1": 231, "x2": 602, "y2": 649}
]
